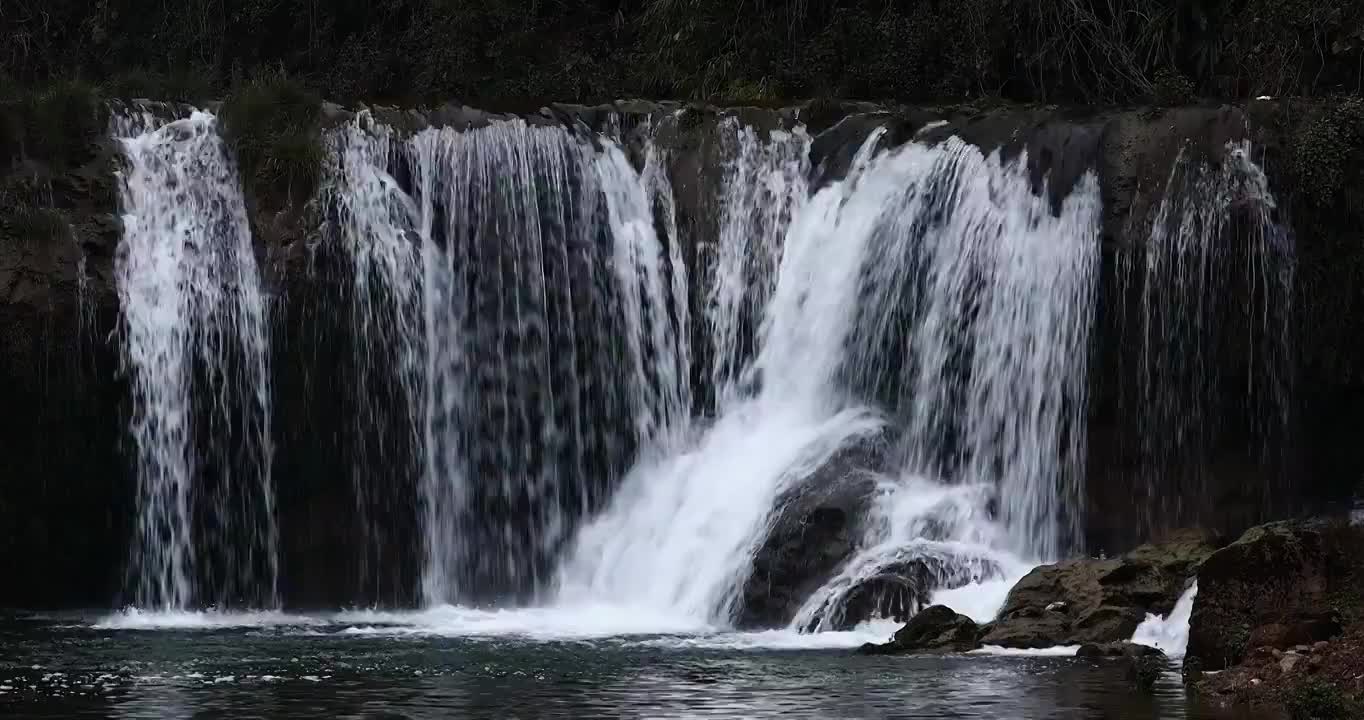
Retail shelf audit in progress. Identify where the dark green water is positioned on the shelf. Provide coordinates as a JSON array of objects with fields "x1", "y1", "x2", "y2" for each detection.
[{"x1": 0, "y1": 613, "x2": 1261, "y2": 719}]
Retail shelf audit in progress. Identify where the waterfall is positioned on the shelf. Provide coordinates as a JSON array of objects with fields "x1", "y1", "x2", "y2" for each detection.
[
  {"x1": 319, "y1": 111, "x2": 1102, "y2": 630},
  {"x1": 555, "y1": 129, "x2": 894, "y2": 622},
  {"x1": 557, "y1": 131, "x2": 1099, "y2": 627},
  {"x1": 325, "y1": 114, "x2": 689, "y2": 606},
  {"x1": 113, "y1": 111, "x2": 276, "y2": 610},
  {"x1": 1120, "y1": 140, "x2": 1294, "y2": 534}
]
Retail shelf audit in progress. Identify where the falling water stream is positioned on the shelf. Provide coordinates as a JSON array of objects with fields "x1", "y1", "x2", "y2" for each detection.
[{"x1": 112, "y1": 110, "x2": 276, "y2": 611}]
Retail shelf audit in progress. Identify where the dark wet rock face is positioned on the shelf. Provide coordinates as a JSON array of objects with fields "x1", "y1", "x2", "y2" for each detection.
[
  {"x1": 1185, "y1": 521, "x2": 1364, "y2": 671},
  {"x1": 735, "y1": 437, "x2": 885, "y2": 628},
  {"x1": 980, "y1": 530, "x2": 1219, "y2": 648},
  {"x1": 858, "y1": 605, "x2": 982, "y2": 655}
]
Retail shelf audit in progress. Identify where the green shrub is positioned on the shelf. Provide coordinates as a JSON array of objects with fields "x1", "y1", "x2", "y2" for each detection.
[
  {"x1": 1287, "y1": 679, "x2": 1359, "y2": 720},
  {"x1": 220, "y1": 68, "x2": 323, "y2": 211},
  {"x1": 0, "y1": 81, "x2": 104, "y2": 168},
  {"x1": 1291, "y1": 97, "x2": 1364, "y2": 209}
]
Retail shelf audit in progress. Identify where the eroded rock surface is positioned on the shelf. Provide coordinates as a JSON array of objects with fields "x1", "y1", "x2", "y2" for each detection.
[
  {"x1": 980, "y1": 529, "x2": 1219, "y2": 648},
  {"x1": 1185, "y1": 521, "x2": 1364, "y2": 670}
]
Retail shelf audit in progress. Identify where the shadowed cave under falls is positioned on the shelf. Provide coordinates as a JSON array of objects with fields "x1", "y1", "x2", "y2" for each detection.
[{"x1": 108, "y1": 108, "x2": 1293, "y2": 637}]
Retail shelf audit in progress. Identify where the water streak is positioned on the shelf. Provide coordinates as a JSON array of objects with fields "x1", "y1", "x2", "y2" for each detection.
[{"x1": 1120, "y1": 140, "x2": 1293, "y2": 535}]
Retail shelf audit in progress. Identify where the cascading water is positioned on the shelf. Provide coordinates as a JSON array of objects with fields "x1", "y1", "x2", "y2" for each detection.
[
  {"x1": 557, "y1": 130, "x2": 895, "y2": 623},
  {"x1": 792, "y1": 137, "x2": 1100, "y2": 630},
  {"x1": 325, "y1": 114, "x2": 689, "y2": 606},
  {"x1": 113, "y1": 110, "x2": 276, "y2": 610},
  {"x1": 558, "y1": 131, "x2": 1100, "y2": 629},
  {"x1": 319, "y1": 111, "x2": 1104, "y2": 634},
  {"x1": 704, "y1": 119, "x2": 811, "y2": 404},
  {"x1": 849, "y1": 138, "x2": 1100, "y2": 563},
  {"x1": 324, "y1": 118, "x2": 425, "y2": 601},
  {"x1": 1119, "y1": 140, "x2": 1294, "y2": 535}
]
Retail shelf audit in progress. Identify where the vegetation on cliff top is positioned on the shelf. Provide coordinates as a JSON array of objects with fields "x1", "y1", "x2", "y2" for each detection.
[{"x1": 1, "y1": 1, "x2": 1360, "y2": 106}]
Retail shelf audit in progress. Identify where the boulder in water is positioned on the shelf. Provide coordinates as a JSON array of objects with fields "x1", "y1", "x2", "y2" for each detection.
[
  {"x1": 980, "y1": 529, "x2": 1220, "y2": 648},
  {"x1": 736, "y1": 469, "x2": 880, "y2": 628},
  {"x1": 857, "y1": 605, "x2": 982, "y2": 655},
  {"x1": 736, "y1": 435, "x2": 887, "y2": 628},
  {"x1": 1185, "y1": 520, "x2": 1364, "y2": 671}
]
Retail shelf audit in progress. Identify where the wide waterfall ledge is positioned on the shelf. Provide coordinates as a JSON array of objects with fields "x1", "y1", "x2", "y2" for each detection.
[{"x1": 65, "y1": 100, "x2": 1310, "y2": 674}]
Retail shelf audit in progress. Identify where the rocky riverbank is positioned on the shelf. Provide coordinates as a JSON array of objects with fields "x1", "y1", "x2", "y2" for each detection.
[
  {"x1": 858, "y1": 529, "x2": 1218, "y2": 655},
  {"x1": 857, "y1": 518, "x2": 1364, "y2": 717},
  {"x1": 1186, "y1": 520, "x2": 1364, "y2": 718}
]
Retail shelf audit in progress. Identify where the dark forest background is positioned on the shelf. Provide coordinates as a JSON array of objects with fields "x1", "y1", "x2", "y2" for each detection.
[{"x1": 1, "y1": 0, "x2": 1361, "y2": 105}]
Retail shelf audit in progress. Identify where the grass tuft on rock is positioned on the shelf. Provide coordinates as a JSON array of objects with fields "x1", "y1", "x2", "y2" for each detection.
[{"x1": 220, "y1": 69, "x2": 323, "y2": 212}]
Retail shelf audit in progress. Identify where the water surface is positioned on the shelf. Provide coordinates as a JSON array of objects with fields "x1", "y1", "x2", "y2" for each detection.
[{"x1": 1, "y1": 612, "x2": 1261, "y2": 719}]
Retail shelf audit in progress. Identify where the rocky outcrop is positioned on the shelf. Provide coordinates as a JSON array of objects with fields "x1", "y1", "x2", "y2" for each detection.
[
  {"x1": 858, "y1": 605, "x2": 982, "y2": 655},
  {"x1": 980, "y1": 530, "x2": 1219, "y2": 648},
  {"x1": 736, "y1": 439, "x2": 884, "y2": 628},
  {"x1": 1185, "y1": 521, "x2": 1364, "y2": 671}
]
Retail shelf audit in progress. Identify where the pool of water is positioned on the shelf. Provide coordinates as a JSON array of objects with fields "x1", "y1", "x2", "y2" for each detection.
[{"x1": 0, "y1": 612, "x2": 1261, "y2": 719}]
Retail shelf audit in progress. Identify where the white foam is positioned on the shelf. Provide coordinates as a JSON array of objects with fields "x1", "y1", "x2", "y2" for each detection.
[
  {"x1": 637, "y1": 620, "x2": 900, "y2": 651},
  {"x1": 970, "y1": 645, "x2": 1082, "y2": 657},
  {"x1": 94, "y1": 608, "x2": 322, "y2": 630},
  {"x1": 332, "y1": 603, "x2": 713, "y2": 640},
  {"x1": 1130, "y1": 581, "x2": 1198, "y2": 656}
]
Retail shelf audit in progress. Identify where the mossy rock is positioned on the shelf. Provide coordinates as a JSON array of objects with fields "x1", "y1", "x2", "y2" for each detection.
[{"x1": 1186, "y1": 521, "x2": 1364, "y2": 671}]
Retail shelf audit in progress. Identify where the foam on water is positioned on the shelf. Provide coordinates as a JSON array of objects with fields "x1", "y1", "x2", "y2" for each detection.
[
  {"x1": 1130, "y1": 581, "x2": 1198, "y2": 656},
  {"x1": 971, "y1": 645, "x2": 1083, "y2": 657},
  {"x1": 636, "y1": 620, "x2": 901, "y2": 651},
  {"x1": 333, "y1": 604, "x2": 711, "y2": 640},
  {"x1": 94, "y1": 609, "x2": 322, "y2": 631}
]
